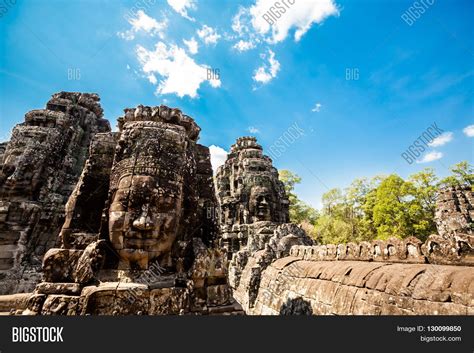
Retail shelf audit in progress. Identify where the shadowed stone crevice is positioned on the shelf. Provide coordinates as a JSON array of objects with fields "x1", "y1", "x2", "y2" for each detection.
[{"x1": 279, "y1": 297, "x2": 313, "y2": 315}]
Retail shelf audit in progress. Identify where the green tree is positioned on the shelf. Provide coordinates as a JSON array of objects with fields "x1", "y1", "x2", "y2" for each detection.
[
  {"x1": 440, "y1": 161, "x2": 474, "y2": 187},
  {"x1": 372, "y1": 175, "x2": 413, "y2": 239},
  {"x1": 279, "y1": 170, "x2": 319, "y2": 225},
  {"x1": 405, "y1": 168, "x2": 438, "y2": 239},
  {"x1": 313, "y1": 214, "x2": 353, "y2": 244},
  {"x1": 280, "y1": 161, "x2": 471, "y2": 244},
  {"x1": 314, "y1": 188, "x2": 353, "y2": 244}
]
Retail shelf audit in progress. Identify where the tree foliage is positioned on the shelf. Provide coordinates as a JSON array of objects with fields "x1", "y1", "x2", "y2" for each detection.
[
  {"x1": 280, "y1": 161, "x2": 472, "y2": 244},
  {"x1": 279, "y1": 170, "x2": 318, "y2": 225}
]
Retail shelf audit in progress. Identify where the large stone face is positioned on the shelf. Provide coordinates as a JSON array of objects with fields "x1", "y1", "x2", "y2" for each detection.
[
  {"x1": 435, "y1": 185, "x2": 473, "y2": 238},
  {"x1": 215, "y1": 137, "x2": 313, "y2": 310},
  {"x1": 215, "y1": 137, "x2": 290, "y2": 256},
  {"x1": 104, "y1": 105, "x2": 213, "y2": 271},
  {"x1": 25, "y1": 103, "x2": 239, "y2": 315},
  {"x1": 0, "y1": 92, "x2": 110, "y2": 294}
]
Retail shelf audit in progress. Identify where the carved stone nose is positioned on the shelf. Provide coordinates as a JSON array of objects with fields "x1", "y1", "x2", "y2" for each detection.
[{"x1": 132, "y1": 215, "x2": 154, "y2": 230}]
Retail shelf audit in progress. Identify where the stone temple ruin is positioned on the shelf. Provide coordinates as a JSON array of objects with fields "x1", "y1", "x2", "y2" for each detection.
[
  {"x1": 0, "y1": 92, "x2": 472, "y2": 315},
  {"x1": 0, "y1": 92, "x2": 110, "y2": 294},
  {"x1": 16, "y1": 101, "x2": 236, "y2": 315},
  {"x1": 215, "y1": 136, "x2": 291, "y2": 256}
]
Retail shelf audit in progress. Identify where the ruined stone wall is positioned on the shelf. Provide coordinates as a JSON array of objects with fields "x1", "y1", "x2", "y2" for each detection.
[
  {"x1": 232, "y1": 194, "x2": 473, "y2": 315},
  {"x1": 235, "y1": 235, "x2": 473, "y2": 315},
  {"x1": 0, "y1": 92, "x2": 110, "y2": 294},
  {"x1": 246, "y1": 257, "x2": 473, "y2": 315}
]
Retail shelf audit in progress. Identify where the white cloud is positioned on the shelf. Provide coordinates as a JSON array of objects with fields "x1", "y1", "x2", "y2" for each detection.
[
  {"x1": 167, "y1": 0, "x2": 196, "y2": 21},
  {"x1": 253, "y1": 49, "x2": 280, "y2": 84},
  {"x1": 248, "y1": 126, "x2": 260, "y2": 134},
  {"x1": 427, "y1": 132, "x2": 453, "y2": 147},
  {"x1": 183, "y1": 37, "x2": 199, "y2": 54},
  {"x1": 232, "y1": 7, "x2": 250, "y2": 36},
  {"x1": 417, "y1": 151, "x2": 443, "y2": 164},
  {"x1": 197, "y1": 25, "x2": 221, "y2": 45},
  {"x1": 233, "y1": 40, "x2": 256, "y2": 52},
  {"x1": 118, "y1": 10, "x2": 167, "y2": 40},
  {"x1": 209, "y1": 145, "x2": 228, "y2": 172},
  {"x1": 136, "y1": 42, "x2": 221, "y2": 98},
  {"x1": 147, "y1": 74, "x2": 158, "y2": 85},
  {"x1": 311, "y1": 103, "x2": 322, "y2": 112},
  {"x1": 233, "y1": 0, "x2": 339, "y2": 44},
  {"x1": 463, "y1": 124, "x2": 474, "y2": 137},
  {"x1": 231, "y1": 7, "x2": 260, "y2": 44}
]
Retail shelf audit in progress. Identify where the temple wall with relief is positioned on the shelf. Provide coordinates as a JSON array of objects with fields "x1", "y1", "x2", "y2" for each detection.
[
  {"x1": 232, "y1": 187, "x2": 473, "y2": 315},
  {"x1": 0, "y1": 92, "x2": 472, "y2": 316},
  {"x1": 226, "y1": 149, "x2": 473, "y2": 315}
]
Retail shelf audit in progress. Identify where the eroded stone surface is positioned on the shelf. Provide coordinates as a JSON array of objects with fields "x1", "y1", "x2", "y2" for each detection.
[
  {"x1": 435, "y1": 186, "x2": 473, "y2": 238},
  {"x1": 247, "y1": 260, "x2": 473, "y2": 315},
  {"x1": 22, "y1": 103, "x2": 238, "y2": 315},
  {"x1": 0, "y1": 92, "x2": 110, "y2": 294},
  {"x1": 215, "y1": 137, "x2": 290, "y2": 256}
]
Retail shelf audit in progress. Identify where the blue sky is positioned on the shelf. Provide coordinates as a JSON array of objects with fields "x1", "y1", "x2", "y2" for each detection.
[{"x1": 1, "y1": 0, "x2": 473, "y2": 208}]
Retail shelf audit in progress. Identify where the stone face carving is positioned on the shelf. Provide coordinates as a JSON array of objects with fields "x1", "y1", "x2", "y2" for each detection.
[
  {"x1": 0, "y1": 92, "x2": 110, "y2": 294},
  {"x1": 215, "y1": 137, "x2": 313, "y2": 311},
  {"x1": 108, "y1": 122, "x2": 189, "y2": 270},
  {"x1": 215, "y1": 137, "x2": 290, "y2": 256},
  {"x1": 435, "y1": 185, "x2": 473, "y2": 238},
  {"x1": 24, "y1": 103, "x2": 239, "y2": 315},
  {"x1": 1, "y1": 94, "x2": 473, "y2": 316}
]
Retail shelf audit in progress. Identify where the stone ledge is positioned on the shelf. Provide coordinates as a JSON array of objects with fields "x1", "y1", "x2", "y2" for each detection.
[{"x1": 240, "y1": 259, "x2": 474, "y2": 315}]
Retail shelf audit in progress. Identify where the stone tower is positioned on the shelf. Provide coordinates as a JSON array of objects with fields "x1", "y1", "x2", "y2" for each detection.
[
  {"x1": 215, "y1": 136, "x2": 311, "y2": 310},
  {"x1": 215, "y1": 136, "x2": 289, "y2": 256},
  {"x1": 28, "y1": 104, "x2": 236, "y2": 315},
  {"x1": 0, "y1": 92, "x2": 110, "y2": 294}
]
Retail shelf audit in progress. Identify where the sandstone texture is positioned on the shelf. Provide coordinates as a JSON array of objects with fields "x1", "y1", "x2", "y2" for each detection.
[
  {"x1": 12, "y1": 101, "x2": 241, "y2": 315},
  {"x1": 215, "y1": 137, "x2": 291, "y2": 257},
  {"x1": 0, "y1": 92, "x2": 110, "y2": 294},
  {"x1": 435, "y1": 185, "x2": 473, "y2": 238},
  {"x1": 215, "y1": 137, "x2": 314, "y2": 310},
  {"x1": 0, "y1": 92, "x2": 472, "y2": 316},
  {"x1": 247, "y1": 259, "x2": 473, "y2": 315}
]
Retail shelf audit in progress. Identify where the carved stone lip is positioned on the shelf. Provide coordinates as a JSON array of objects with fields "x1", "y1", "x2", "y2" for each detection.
[{"x1": 124, "y1": 237, "x2": 161, "y2": 246}]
